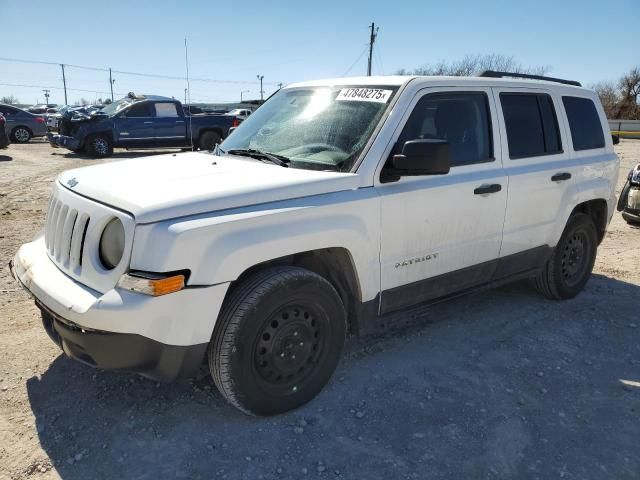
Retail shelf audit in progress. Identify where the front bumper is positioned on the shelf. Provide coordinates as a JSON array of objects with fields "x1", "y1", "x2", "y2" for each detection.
[
  {"x1": 10, "y1": 237, "x2": 229, "y2": 381},
  {"x1": 47, "y1": 132, "x2": 81, "y2": 150}
]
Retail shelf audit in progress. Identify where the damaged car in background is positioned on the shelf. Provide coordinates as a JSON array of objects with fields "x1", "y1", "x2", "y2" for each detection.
[{"x1": 48, "y1": 93, "x2": 241, "y2": 157}]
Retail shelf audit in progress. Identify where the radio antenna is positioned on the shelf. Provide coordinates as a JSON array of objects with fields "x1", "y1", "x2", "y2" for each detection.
[{"x1": 184, "y1": 38, "x2": 194, "y2": 151}]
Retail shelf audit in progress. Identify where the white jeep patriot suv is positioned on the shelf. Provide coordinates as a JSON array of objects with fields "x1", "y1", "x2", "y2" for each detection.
[{"x1": 11, "y1": 71, "x2": 619, "y2": 415}]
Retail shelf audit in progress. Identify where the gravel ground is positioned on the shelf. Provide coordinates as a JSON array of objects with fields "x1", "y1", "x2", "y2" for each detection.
[{"x1": 0, "y1": 140, "x2": 639, "y2": 480}]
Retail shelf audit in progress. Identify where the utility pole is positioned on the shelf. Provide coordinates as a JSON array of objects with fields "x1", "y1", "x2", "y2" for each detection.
[
  {"x1": 241, "y1": 89, "x2": 249, "y2": 102},
  {"x1": 109, "y1": 68, "x2": 115, "y2": 101},
  {"x1": 277, "y1": 83, "x2": 283, "y2": 90},
  {"x1": 60, "y1": 64, "x2": 68, "y2": 105},
  {"x1": 256, "y1": 75, "x2": 264, "y2": 101},
  {"x1": 367, "y1": 22, "x2": 378, "y2": 76},
  {"x1": 42, "y1": 89, "x2": 50, "y2": 105}
]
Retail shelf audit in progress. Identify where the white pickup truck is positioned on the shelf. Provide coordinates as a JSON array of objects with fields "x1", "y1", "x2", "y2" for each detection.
[{"x1": 11, "y1": 72, "x2": 619, "y2": 415}]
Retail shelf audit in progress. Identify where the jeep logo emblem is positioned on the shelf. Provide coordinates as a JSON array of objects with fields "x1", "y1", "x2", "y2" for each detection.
[{"x1": 67, "y1": 177, "x2": 78, "y2": 188}]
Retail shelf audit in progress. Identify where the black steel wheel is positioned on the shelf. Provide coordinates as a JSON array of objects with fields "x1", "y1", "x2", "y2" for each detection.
[
  {"x1": 533, "y1": 213, "x2": 597, "y2": 299},
  {"x1": 209, "y1": 266, "x2": 346, "y2": 416}
]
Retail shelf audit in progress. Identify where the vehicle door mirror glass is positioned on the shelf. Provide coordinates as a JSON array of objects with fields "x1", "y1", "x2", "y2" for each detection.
[
  {"x1": 391, "y1": 139, "x2": 451, "y2": 175},
  {"x1": 612, "y1": 134, "x2": 620, "y2": 145}
]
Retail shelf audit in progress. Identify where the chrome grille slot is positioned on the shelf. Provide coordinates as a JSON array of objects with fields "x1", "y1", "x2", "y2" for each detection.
[
  {"x1": 44, "y1": 194, "x2": 91, "y2": 273},
  {"x1": 70, "y1": 214, "x2": 90, "y2": 270}
]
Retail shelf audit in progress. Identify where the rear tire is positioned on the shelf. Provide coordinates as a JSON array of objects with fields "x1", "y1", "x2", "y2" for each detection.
[
  {"x1": 11, "y1": 127, "x2": 32, "y2": 143},
  {"x1": 533, "y1": 213, "x2": 597, "y2": 299},
  {"x1": 209, "y1": 266, "x2": 347, "y2": 416},
  {"x1": 198, "y1": 131, "x2": 221, "y2": 151},
  {"x1": 85, "y1": 134, "x2": 113, "y2": 158}
]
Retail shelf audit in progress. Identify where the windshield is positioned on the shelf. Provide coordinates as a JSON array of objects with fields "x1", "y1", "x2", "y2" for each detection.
[
  {"x1": 100, "y1": 98, "x2": 134, "y2": 116},
  {"x1": 219, "y1": 86, "x2": 398, "y2": 172}
]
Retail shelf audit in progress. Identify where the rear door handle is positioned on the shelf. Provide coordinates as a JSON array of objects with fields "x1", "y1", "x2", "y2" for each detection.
[
  {"x1": 551, "y1": 172, "x2": 571, "y2": 182},
  {"x1": 474, "y1": 184, "x2": 502, "y2": 195},
  {"x1": 143, "y1": 121, "x2": 153, "y2": 124}
]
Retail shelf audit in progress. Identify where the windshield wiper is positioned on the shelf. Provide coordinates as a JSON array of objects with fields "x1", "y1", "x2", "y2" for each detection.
[{"x1": 227, "y1": 148, "x2": 290, "y2": 168}]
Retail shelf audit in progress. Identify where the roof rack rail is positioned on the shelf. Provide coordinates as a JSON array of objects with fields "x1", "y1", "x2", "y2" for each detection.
[{"x1": 479, "y1": 70, "x2": 581, "y2": 87}]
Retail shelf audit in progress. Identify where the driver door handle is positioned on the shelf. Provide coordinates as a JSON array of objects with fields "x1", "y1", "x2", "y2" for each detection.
[
  {"x1": 551, "y1": 172, "x2": 571, "y2": 182},
  {"x1": 474, "y1": 183, "x2": 502, "y2": 195}
]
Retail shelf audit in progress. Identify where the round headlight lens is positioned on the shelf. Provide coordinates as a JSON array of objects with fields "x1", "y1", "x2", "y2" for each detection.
[{"x1": 99, "y1": 218, "x2": 125, "y2": 270}]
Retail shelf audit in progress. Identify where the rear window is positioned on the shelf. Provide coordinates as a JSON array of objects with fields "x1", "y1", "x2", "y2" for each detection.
[
  {"x1": 562, "y1": 96, "x2": 605, "y2": 151},
  {"x1": 500, "y1": 93, "x2": 562, "y2": 159}
]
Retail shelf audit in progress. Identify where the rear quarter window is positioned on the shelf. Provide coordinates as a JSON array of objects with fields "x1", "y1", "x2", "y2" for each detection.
[{"x1": 562, "y1": 96, "x2": 605, "y2": 151}]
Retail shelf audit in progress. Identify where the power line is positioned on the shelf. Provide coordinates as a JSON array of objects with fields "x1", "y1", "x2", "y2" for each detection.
[
  {"x1": 0, "y1": 82, "x2": 126, "y2": 96},
  {"x1": 341, "y1": 46, "x2": 369, "y2": 77},
  {"x1": 0, "y1": 56, "x2": 283, "y2": 85}
]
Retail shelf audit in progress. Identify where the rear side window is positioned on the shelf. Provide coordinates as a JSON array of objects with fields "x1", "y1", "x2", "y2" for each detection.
[
  {"x1": 500, "y1": 93, "x2": 562, "y2": 159},
  {"x1": 154, "y1": 102, "x2": 179, "y2": 118},
  {"x1": 562, "y1": 96, "x2": 605, "y2": 151},
  {"x1": 397, "y1": 92, "x2": 493, "y2": 167}
]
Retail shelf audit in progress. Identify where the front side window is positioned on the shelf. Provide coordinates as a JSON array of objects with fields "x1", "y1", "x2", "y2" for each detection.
[
  {"x1": 123, "y1": 102, "x2": 152, "y2": 118},
  {"x1": 396, "y1": 92, "x2": 493, "y2": 167},
  {"x1": 562, "y1": 96, "x2": 605, "y2": 151},
  {"x1": 500, "y1": 93, "x2": 562, "y2": 159},
  {"x1": 219, "y1": 86, "x2": 398, "y2": 172}
]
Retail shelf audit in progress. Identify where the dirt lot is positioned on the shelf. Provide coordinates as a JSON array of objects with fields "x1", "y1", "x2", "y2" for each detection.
[{"x1": 0, "y1": 140, "x2": 639, "y2": 480}]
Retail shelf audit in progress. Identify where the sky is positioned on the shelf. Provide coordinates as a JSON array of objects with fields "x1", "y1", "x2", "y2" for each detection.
[{"x1": 0, "y1": 0, "x2": 638, "y2": 106}]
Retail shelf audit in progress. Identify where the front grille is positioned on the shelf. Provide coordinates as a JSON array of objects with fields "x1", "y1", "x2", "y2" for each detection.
[{"x1": 44, "y1": 195, "x2": 90, "y2": 272}]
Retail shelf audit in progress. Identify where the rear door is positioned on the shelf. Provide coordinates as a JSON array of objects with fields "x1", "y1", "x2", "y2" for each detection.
[
  {"x1": 151, "y1": 102, "x2": 186, "y2": 146},
  {"x1": 493, "y1": 87, "x2": 573, "y2": 271},
  {"x1": 377, "y1": 86, "x2": 507, "y2": 314},
  {"x1": 114, "y1": 102, "x2": 155, "y2": 146}
]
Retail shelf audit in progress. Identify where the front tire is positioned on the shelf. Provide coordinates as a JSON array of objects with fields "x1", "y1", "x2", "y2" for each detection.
[
  {"x1": 85, "y1": 134, "x2": 113, "y2": 158},
  {"x1": 209, "y1": 266, "x2": 347, "y2": 416},
  {"x1": 533, "y1": 213, "x2": 598, "y2": 299},
  {"x1": 11, "y1": 127, "x2": 32, "y2": 143}
]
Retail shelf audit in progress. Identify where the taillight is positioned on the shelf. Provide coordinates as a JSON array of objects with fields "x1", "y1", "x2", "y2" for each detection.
[
  {"x1": 35, "y1": 116, "x2": 45, "y2": 124},
  {"x1": 231, "y1": 117, "x2": 240, "y2": 128}
]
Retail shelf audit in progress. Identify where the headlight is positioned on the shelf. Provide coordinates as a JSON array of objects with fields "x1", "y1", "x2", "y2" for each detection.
[{"x1": 99, "y1": 218, "x2": 125, "y2": 269}]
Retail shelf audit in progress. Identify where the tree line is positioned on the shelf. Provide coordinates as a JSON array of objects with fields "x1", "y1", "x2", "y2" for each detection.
[{"x1": 397, "y1": 54, "x2": 640, "y2": 120}]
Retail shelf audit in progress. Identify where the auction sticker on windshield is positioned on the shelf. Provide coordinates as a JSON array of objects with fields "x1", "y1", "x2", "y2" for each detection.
[{"x1": 336, "y1": 88, "x2": 393, "y2": 103}]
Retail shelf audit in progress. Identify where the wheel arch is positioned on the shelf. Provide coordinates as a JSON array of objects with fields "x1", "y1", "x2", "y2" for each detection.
[
  {"x1": 224, "y1": 248, "x2": 363, "y2": 334},
  {"x1": 569, "y1": 198, "x2": 608, "y2": 244},
  {"x1": 12, "y1": 124, "x2": 33, "y2": 137}
]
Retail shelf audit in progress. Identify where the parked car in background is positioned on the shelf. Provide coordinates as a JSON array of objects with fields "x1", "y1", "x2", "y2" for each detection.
[
  {"x1": 47, "y1": 105, "x2": 103, "y2": 131},
  {"x1": 28, "y1": 104, "x2": 58, "y2": 114},
  {"x1": 228, "y1": 108, "x2": 252, "y2": 121},
  {"x1": 0, "y1": 104, "x2": 47, "y2": 142},
  {"x1": 617, "y1": 163, "x2": 640, "y2": 225},
  {"x1": 0, "y1": 113, "x2": 10, "y2": 148},
  {"x1": 48, "y1": 93, "x2": 241, "y2": 157}
]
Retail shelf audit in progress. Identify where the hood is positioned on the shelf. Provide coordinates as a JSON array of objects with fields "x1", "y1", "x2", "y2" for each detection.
[{"x1": 58, "y1": 152, "x2": 360, "y2": 223}]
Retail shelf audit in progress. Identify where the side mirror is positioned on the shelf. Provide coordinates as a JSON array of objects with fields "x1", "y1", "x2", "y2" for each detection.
[
  {"x1": 612, "y1": 134, "x2": 620, "y2": 145},
  {"x1": 386, "y1": 139, "x2": 451, "y2": 180}
]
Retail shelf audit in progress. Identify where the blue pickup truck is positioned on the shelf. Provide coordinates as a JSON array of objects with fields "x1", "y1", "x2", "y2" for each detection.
[{"x1": 48, "y1": 93, "x2": 240, "y2": 157}]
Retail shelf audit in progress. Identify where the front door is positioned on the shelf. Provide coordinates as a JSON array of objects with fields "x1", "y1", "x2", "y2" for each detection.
[
  {"x1": 377, "y1": 87, "x2": 507, "y2": 314},
  {"x1": 115, "y1": 102, "x2": 155, "y2": 146}
]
